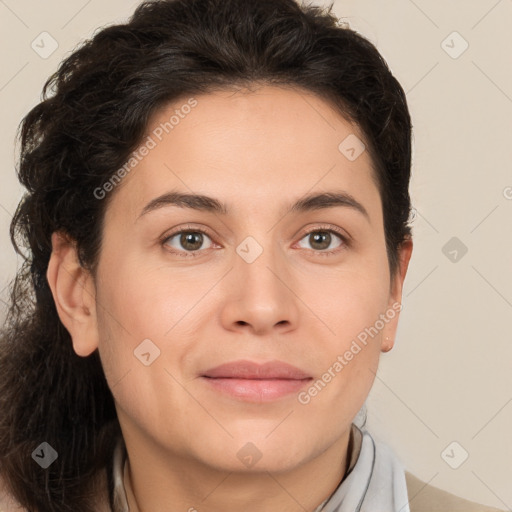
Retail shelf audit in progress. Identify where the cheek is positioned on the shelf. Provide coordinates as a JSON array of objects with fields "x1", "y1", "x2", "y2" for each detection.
[
  {"x1": 306, "y1": 259, "x2": 390, "y2": 342},
  {"x1": 93, "y1": 254, "x2": 203, "y2": 402},
  {"x1": 95, "y1": 250, "x2": 193, "y2": 337},
  {"x1": 301, "y1": 254, "x2": 390, "y2": 393}
]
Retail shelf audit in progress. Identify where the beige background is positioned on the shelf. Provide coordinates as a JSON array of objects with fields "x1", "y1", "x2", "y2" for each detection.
[{"x1": 1, "y1": 0, "x2": 511, "y2": 509}]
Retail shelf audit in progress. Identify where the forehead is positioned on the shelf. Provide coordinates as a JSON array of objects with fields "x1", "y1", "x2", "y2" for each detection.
[{"x1": 106, "y1": 85, "x2": 381, "y2": 222}]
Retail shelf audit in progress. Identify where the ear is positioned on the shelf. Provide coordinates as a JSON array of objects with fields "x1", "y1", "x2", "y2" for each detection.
[
  {"x1": 381, "y1": 237, "x2": 413, "y2": 353},
  {"x1": 46, "y1": 231, "x2": 99, "y2": 357}
]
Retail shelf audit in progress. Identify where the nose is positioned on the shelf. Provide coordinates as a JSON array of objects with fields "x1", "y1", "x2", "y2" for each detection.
[{"x1": 219, "y1": 238, "x2": 300, "y2": 336}]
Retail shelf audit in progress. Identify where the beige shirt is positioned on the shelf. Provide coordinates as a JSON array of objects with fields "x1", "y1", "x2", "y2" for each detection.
[{"x1": 404, "y1": 472, "x2": 506, "y2": 512}]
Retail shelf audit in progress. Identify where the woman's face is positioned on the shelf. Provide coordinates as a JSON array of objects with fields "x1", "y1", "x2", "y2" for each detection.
[{"x1": 86, "y1": 85, "x2": 411, "y2": 473}]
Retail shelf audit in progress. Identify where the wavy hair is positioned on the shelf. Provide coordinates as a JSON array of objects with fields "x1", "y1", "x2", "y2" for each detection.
[{"x1": 0, "y1": 0, "x2": 412, "y2": 510}]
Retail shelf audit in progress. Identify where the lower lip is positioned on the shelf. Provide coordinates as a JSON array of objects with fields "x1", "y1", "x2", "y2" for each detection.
[{"x1": 201, "y1": 377, "x2": 312, "y2": 402}]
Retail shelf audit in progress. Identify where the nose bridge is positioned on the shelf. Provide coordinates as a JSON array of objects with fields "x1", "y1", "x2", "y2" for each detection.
[{"x1": 235, "y1": 232, "x2": 287, "y2": 294}]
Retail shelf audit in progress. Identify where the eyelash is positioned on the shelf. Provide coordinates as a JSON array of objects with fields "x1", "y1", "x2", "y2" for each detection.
[{"x1": 161, "y1": 224, "x2": 350, "y2": 258}]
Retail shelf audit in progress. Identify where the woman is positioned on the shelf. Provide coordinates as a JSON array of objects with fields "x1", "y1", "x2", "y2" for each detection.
[{"x1": 0, "y1": 0, "x2": 505, "y2": 510}]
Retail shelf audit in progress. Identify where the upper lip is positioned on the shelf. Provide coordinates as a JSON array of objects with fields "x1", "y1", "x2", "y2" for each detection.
[{"x1": 202, "y1": 360, "x2": 312, "y2": 380}]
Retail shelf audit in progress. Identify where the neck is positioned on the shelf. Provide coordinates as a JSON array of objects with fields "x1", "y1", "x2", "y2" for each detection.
[{"x1": 122, "y1": 425, "x2": 361, "y2": 512}]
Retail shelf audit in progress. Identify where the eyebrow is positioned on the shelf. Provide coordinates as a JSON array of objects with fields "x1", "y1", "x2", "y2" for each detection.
[{"x1": 137, "y1": 189, "x2": 370, "y2": 221}]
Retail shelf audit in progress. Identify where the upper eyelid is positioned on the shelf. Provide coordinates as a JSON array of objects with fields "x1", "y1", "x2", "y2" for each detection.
[{"x1": 301, "y1": 225, "x2": 347, "y2": 238}]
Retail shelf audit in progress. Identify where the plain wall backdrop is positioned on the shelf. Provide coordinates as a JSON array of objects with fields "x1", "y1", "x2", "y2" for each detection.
[{"x1": 0, "y1": 0, "x2": 511, "y2": 509}]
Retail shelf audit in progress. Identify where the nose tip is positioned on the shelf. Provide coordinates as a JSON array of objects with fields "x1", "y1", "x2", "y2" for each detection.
[{"x1": 221, "y1": 248, "x2": 299, "y2": 335}]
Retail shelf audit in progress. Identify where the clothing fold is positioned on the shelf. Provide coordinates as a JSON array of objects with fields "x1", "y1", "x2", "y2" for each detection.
[{"x1": 316, "y1": 427, "x2": 410, "y2": 512}]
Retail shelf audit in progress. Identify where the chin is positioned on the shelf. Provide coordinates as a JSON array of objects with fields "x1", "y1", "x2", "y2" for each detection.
[
  {"x1": 191, "y1": 431, "x2": 314, "y2": 474},
  {"x1": 205, "y1": 449, "x2": 307, "y2": 474}
]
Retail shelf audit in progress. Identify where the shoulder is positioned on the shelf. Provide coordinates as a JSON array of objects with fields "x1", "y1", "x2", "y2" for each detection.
[{"x1": 405, "y1": 471, "x2": 506, "y2": 512}]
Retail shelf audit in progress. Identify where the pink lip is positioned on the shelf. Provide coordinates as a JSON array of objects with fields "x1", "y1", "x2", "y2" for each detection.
[{"x1": 201, "y1": 360, "x2": 312, "y2": 402}]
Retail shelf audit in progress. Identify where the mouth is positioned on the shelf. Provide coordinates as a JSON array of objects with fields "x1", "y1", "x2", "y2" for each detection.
[{"x1": 201, "y1": 360, "x2": 313, "y2": 402}]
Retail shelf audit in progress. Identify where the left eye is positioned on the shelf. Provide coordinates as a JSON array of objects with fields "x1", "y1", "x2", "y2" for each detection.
[
  {"x1": 296, "y1": 230, "x2": 345, "y2": 252},
  {"x1": 164, "y1": 230, "x2": 213, "y2": 253}
]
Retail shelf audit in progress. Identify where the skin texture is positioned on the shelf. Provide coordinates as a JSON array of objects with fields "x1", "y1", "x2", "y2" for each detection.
[{"x1": 47, "y1": 84, "x2": 413, "y2": 512}]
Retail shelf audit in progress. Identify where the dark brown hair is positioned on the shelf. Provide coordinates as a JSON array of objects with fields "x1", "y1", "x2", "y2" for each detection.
[{"x1": 0, "y1": 0, "x2": 412, "y2": 510}]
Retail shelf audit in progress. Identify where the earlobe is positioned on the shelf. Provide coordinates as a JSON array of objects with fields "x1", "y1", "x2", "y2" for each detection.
[
  {"x1": 382, "y1": 336, "x2": 393, "y2": 353},
  {"x1": 46, "y1": 231, "x2": 99, "y2": 357}
]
